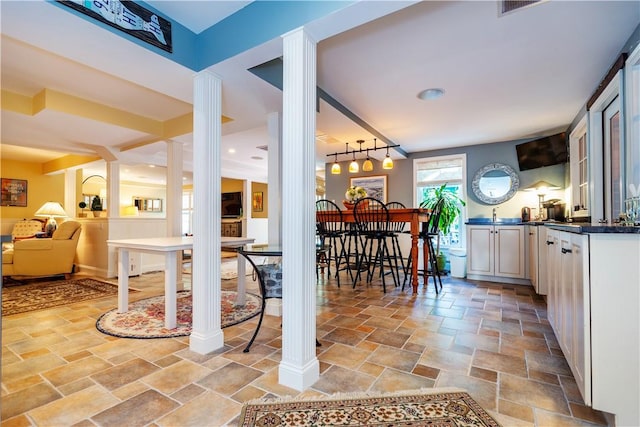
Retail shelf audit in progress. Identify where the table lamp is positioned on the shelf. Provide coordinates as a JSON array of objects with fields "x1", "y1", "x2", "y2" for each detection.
[{"x1": 35, "y1": 201, "x2": 68, "y2": 236}]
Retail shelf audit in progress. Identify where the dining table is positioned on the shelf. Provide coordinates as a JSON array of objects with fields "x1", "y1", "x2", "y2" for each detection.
[{"x1": 317, "y1": 208, "x2": 431, "y2": 294}]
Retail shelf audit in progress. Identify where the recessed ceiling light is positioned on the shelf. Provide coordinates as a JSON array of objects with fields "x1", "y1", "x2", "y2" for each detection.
[
  {"x1": 417, "y1": 88, "x2": 445, "y2": 101},
  {"x1": 148, "y1": 164, "x2": 155, "y2": 168},
  {"x1": 228, "y1": 148, "x2": 236, "y2": 154},
  {"x1": 251, "y1": 156, "x2": 263, "y2": 160}
]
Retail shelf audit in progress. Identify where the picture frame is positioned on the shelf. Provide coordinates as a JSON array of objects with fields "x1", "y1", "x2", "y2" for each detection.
[
  {"x1": 350, "y1": 175, "x2": 387, "y2": 203},
  {"x1": 1, "y1": 178, "x2": 27, "y2": 207},
  {"x1": 252, "y1": 191, "x2": 264, "y2": 212}
]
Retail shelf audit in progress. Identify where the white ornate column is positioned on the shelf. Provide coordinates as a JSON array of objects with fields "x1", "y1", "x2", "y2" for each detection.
[
  {"x1": 190, "y1": 70, "x2": 224, "y2": 354},
  {"x1": 266, "y1": 111, "x2": 283, "y2": 317},
  {"x1": 278, "y1": 27, "x2": 319, "y2": 390},
  {"x1": 166, "y1": 139, "x2": 184, "y2": 287},
  {"x1": 106, "y1": 161, "x2": 120, "y2": 218}
]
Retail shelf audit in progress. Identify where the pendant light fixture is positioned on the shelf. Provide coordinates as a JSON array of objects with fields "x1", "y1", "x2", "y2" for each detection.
[
  {"x1": 331, "y1": 153, "x2": 341, "y2": 175},
  {"x1": 382, "y1": 144, "x2": 394, "y2": 170},
  {"x1": 326, "y1": 138, "x2": 400, "y2": 174},
  {"x1": 362, "y1": 149, "x2": 374, "y2": 172}
]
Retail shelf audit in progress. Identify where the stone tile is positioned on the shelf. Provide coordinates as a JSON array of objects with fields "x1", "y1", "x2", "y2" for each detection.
[
  {"x1": 418, "y1": 348, "x2": 472, "y2": 374},
  {"x1": 366, "y1": 329, "x2": 410, "y2": 348},
  {"x1": 481, "y1": 319, "x2": 522, "y2": 335},
  {"x1": 112, "y1": 381, "x2": 150, "y2": 401},
  {"x1": 412, "y1": 364, "x2": 440, "y2": 379},
  {"x1": 43, "y1": 356, "x2": 113, "y2": 387},
  {"x1": 322, "y1": 327, "x2": 369, "y2": 346},
  {"x1": 436, "y1": 371, "x2": 497, "y2": 410},
  {"x1": 368, "y1": 345, "x2": 419, "y2": 372},
  {"x1": 1, "y1": 382, "x2": 62, "y2": 420},
  {"x1": 29, "y1": 385, "x2": 119, "y2": 426},
  {"x1": 311, "y1": 365, "x2": 375, "y2": 395},
  {"x1": 430, "y1": 306, "x2": 466, "y2": 319},
  {"x1": 500, "y1": 373, "x2": 571, "y2": 415},
  {"x1": 2, "y1": 353, "x2": 67, "y2": 384},
  {"x1": 157, "y1": 390, "x2": 241, "y2": 426},
  {"x1": 498, "y1": 399, "x2": 534, "y2": 423},
  {"x1": 250, "y1": 367, "x2": 303, "y2": 397},
  {"x1": 473, "y1": 349, "x2": 527, "y2": 377},
  {"x1": 525, "y1": 350, "x2": 572, "y2": 376},
  {"x1": 58, "y1": 377, "x2": 96, "y2": 396},
  {"x1": 230, "y1": 385, "x2": 266, "y2": 403},
  {"x1": 470, "y1": 366, "x2": 497, "y2": 383},
  {"x1": 529, "y1": 369, "x2": 560, "y2": 386},
  {"x1": 144, "y1": 359, "x2": 212, "y2": 395},
  {"x1": 91, "y1": 389, "x2": 179, "y2": 427},
  {"x1": 362, "y1": 316, "x2": 403, "y2": 330},
  {"x1": 325, "y1": 314, "x2": 366, "y2": 329},
  {"x1": 319, "y1": 343, "x2": 370, "y2": 369},
  {"x1": 535, "y1": 409, "x2": 605, "y2": 427},
  {"x1": 569, "y1": 402, "x2": 608, "y2": 425},
  {"x1": 197, "y1": 362, "x2": 263, "y2": 396},
  {"x1": 408, "y1": 329, "x2": 454, "y2": 349},
  {"x1": 455, "y1": 332, "x2": 499, "y2": 353},
  {"x1": 358, "y1": 361, "x2": 385, "y2": 377},
  {"x1": 133, "y1": 339, "x2": 188, "y2": 362},
  {"x1": 171, "y1": 383, "x2": 207, "y2": 404},
  {"x1": 90, "y1": 358, "x2": 159, "y2": 391},
  {"x1": 370, "y1": 368, "x2": 435, "y2": 392},
  {"x1": 441, "y1": 317, "x2": 481, "y2": 333}
]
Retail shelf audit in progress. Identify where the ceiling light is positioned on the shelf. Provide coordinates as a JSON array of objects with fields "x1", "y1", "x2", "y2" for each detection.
[
  {"x1": 228, "y1": 148, "x2": 236, "y2": 154},
  {"x1": 362, "y1": 149, "x2": 373, "y2": 172},
  {"x1": 331, "y1": 153, "x2": 341, "y2": 175},
  {"x1": 382, "y1": 145, "x2": 394, "y2": 170},
  {"x1": 349, "y1": 151, "x2": 359, "y2": 173},
  {"x1": 417, "y1": 88, "x2": 445, "y2": 101}
]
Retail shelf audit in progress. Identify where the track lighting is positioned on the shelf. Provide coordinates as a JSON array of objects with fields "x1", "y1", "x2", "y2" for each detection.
[{"x1": 326, "y1": 138, "x2": 399, "y2": 175}]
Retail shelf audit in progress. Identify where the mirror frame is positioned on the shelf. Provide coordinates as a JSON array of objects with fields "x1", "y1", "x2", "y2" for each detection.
[{"x1": 471, "y1": 163, "x2": 520, "y2": 205}]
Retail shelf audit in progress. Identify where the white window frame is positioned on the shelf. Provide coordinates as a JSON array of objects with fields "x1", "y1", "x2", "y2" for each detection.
[
  {"x1": 413, "y1": 153, "x2": 467, "y2": 249},
  {"x1": 570, "y1": 115, "x2": 589, "y2": 217},
  {"x1": 182, "y1": 189, "x2": 194, "y2": 235}
]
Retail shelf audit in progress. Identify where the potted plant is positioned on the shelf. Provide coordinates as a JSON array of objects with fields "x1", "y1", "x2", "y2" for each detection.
[
  {"x1": 78, "y1": 201, "x2": 87, "y2": 218},
  {"x1": 343, "y1": 185, "x2": 367, "y2": 209},
  {"x1": 91, "y1": 195, "x2": 103, "y2": 217},
  {"x1": 419, "y1": 183, "x2": 466, "y2": 271}
]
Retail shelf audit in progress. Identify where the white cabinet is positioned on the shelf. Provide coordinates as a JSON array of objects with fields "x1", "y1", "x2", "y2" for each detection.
[
  {"x1": 527, "y1": 225, "x2": 538, "y2": 290},
  {"x1": 467, "y1": 225, "x2": 526, "y2": 282},
  {"x1": 546, "y1": 229, "x2": 590, "y2": 405}
]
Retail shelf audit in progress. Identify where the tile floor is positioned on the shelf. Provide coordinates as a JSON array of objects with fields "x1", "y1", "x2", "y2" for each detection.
[{"x1": 1, "y1": 267, "x2": 610, "y2": 426}]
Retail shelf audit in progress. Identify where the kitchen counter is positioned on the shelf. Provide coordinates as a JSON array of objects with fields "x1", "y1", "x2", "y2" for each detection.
[{"x1": 544, "y1": 223, "x2": 640, "y2": 234}]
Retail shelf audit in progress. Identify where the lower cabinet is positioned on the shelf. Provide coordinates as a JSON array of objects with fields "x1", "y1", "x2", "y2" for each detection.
[
  {"x1": 467, "y1": 225, "x2": 526, "y2": 282},
  {"x1": 221, "y1": 220, "x2": 242, "y2": 237},
  {"x1": 546, "y1": 229, "x2": 590, "y2": 405}
]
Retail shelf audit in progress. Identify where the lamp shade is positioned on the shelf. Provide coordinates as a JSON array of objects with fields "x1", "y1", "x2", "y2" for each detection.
[
  {"x1": 35, "y1": 201, "x2": 67, "y2": 218},
  {"x1": 524, "y1": 180, "x2": 561, "y2": 193},
  {"x1": 123, "y1": 206, "x2": 139, "y2": 216}
]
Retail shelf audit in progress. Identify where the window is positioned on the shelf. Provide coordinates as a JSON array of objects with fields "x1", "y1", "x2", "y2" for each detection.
[
  {"x1": 414, "y1": 154, "x2": 466, "y2": 248},
  {"x1": 570, "y1": 116, "x2": 589, "y2": 217},
  {"x1": 182, "y1": 190, "x2": 193, "y2": 235}
]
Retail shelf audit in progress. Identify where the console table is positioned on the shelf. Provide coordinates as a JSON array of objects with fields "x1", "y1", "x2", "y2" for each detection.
[{"x1": 108, "y1": 236, "x2": 254, "y2": 329}]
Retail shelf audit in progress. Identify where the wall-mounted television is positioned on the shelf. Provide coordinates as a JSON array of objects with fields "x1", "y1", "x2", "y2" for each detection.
[
  {"x1": 221, "y1": 192, "x2": 242, "y2": 218},
  {"x1": 516, "y1": 132, "x2": 568, "y2": 171}
]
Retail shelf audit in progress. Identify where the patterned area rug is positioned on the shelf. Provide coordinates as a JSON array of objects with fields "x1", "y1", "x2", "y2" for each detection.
[
  {"x1": 239, "y1": 389, "x2": 501, "y2": 427},
  {"x1": 96, "y1": 290, "x2": 261, "y2": 338},
  {"x1": 2, "y1": 278, "x2": 123, "y2": 316}
]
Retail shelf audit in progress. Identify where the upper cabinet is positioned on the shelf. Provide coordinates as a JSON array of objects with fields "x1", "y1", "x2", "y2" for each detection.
[{"x1": 625, "y1": 44, "x2": 640, "y2": 202}]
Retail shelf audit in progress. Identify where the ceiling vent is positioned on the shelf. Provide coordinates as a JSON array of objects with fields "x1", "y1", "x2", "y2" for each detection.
[
  {"x1": 499, "y1": 0, "x2": 541, "y2": 16},
  {"x1": 257, "y1": 145, "x2": 268, "y2": 151}
]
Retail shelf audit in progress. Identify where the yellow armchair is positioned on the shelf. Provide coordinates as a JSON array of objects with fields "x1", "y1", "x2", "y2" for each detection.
[{"x1": 2, "y1": 220, "x2": 81, "y2": 279}]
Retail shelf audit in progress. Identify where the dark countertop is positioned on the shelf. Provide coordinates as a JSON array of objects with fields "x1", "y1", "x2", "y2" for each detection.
[{"x1": 544, "y1": 223, "x2": 640, "y2": 234}]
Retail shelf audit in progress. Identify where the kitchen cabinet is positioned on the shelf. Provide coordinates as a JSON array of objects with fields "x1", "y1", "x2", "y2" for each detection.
[
  {"x1": 467, "y1": 225, "x2": 526, "y2": 283},
  {"x1": 527, "y1": 225, "x2": 538, "y2": 290},
  {"x1": 546, "y1": 229, "x2": 590, "y2": 404},
  {"x1": 221, "y1": 220, "x2": 242, "y2": 237}
]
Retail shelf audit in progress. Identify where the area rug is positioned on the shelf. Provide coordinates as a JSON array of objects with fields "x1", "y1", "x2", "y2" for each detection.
[
  {"x1": 2, "y1": 278, "x2": 125, "y2": 316},
  {"x1": 239, "y1": 388, "x2": 501, "y2": 427},
  {"x1": 96, "y1": 290, "x2": 261, "y2": 338}
]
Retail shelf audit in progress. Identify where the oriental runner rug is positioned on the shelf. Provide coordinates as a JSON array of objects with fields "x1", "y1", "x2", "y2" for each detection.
[
  {"x1": 96, "y1": 290, "x2": 261, "y2": 338},
  {"x1": 239, "y1": 388, "x2": 501, "y2": 427},
  {"x1": 2, "y1": 277, "x2": 126, "y2": 316}
]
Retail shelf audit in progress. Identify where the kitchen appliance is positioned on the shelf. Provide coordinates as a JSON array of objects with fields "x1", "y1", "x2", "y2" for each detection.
[
  {"x1": 521, "y1": 207, "x2": 531, "y2": 222},
  {"x1": 543, "y1": 199, "x2": 566, "y2": 221}
]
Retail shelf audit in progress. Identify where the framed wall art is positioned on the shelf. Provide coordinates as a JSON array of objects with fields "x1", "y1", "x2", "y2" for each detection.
[
  {"x1": 252, "y1": 191, "x2": 264, "y2": 212},
  {"x1": 350, "y1": 175, "x2": 387, "y2": 203},
  {"x1": 1, "y1": 178, "x2": 27, "y2": 207}
]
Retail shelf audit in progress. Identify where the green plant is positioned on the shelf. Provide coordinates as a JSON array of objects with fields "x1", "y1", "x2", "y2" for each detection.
[
  {"x1": 91, "y1": 195, "x2": 103, "y2": 211},
  {"x1": 78, "y1": 201, "x2": 87, "y2": 213},
  {"x1": 419, "y1": 183, "x2": 466, "y2": 256}
]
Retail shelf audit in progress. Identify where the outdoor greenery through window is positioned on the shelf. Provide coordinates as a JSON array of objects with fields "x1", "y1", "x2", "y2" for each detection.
[{"x1": 415, "y1": 155, "x2": 466, "y2": 248}]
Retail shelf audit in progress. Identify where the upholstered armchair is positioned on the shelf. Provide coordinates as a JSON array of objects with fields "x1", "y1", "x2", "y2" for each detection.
[{"x1": 2, "y1": 220, "x2": 81, "y2": 279}]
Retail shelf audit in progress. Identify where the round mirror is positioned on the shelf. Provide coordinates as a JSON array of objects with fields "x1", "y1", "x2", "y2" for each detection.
[{"x1": 471, "y1": 163, "x2": 520, "y2": 205}]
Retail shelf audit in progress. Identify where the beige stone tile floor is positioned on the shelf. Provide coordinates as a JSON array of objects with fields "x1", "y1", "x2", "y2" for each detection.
[{"x1": 1, "y1": 267, "x2": 611, "y2": 426}]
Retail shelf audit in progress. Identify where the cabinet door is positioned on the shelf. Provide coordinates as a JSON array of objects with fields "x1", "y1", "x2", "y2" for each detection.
[
  {"x1": 545, "y1": 229, "x2": 559, "y2": 328},
  {"x1": 558, "y1": 233, "x2": 574, "y2": 363},
  {"x1": 467, "y1": 226, "x2": 493, "y2": 275},
  {"x1": 527, "y1": 226, "x2": 538, "y2": 290},
  {"x1": 537, "y1": 227, "x2": 549, "y2": 295},
  {"x1": 571, "y1": 233, "x2": 591, "y2": 405},
  {"x1": 495, "y1": 226, "x2": 525, "y2": 278}
]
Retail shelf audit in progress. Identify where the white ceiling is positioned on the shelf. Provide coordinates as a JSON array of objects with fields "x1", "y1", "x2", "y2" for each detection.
[{"x1": 1, "y1": 1, "x2": 638, "y2": 185}]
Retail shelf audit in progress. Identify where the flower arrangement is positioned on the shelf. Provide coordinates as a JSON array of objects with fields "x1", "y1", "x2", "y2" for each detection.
[{"x1": 345, "y1": 185, "x2": 367, "y2": 201}]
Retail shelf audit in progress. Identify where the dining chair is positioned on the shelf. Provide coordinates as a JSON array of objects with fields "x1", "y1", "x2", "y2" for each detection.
[
  {"x1": 315, "y1": 199, "x2": 348, "y2": 286},
  {"x1": 352, "y1": 197, "x2": 397, "y2": 292},
  {"x1": 403, "y1": 198, "x2": 445, "y2": 294},
  {"x1": 385, "y1": 201, "x2": 408, "y2": 284}
]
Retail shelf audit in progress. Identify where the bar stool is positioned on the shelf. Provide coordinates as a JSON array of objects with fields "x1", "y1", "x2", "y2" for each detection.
[
  {"x1": 353, "y1": 197, "x2": 397, "y2": 292},
  {"x1": 403, "y1": 198, "x2": 444, "y2": 294},
  {"x1": 385, "y1": 201, "x2": 409, "y2": 284},
  {"x1": 316, "y1": 199, "x2": 348, "y2": 286}
]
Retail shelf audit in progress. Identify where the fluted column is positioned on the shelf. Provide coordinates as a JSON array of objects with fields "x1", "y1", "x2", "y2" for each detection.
[
  {"x1": 166, "y1": 140, "x2": 183, "y2": 237},
  {"x1": 190, "y1": 70, "x2": 224, "y2": 354},
  {"x1": 278, "y1": 27, "x2": 319, "y2": 390},
  {"x1": 63, "y1": 169, "x2": 76, "y2": 217}
]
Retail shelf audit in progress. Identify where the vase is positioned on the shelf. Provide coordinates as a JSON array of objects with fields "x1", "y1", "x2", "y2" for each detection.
[{"x1": 342, "y1": 199, "x2": 369, "y2": 210}]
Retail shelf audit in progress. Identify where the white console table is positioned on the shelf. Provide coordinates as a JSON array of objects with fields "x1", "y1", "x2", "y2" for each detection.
[{"x1": 107, "y1": 236, "x2": 254, "y2": 329}]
